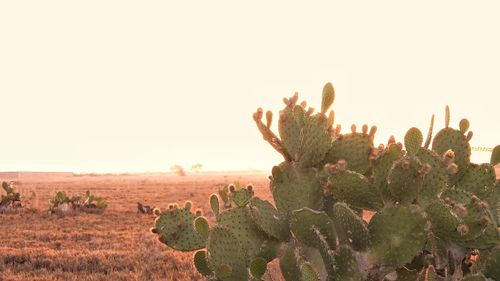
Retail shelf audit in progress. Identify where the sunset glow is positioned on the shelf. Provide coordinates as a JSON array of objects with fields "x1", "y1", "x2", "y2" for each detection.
[{"x1": 1, "y1": 1, "x2": 498, "y2": 173}]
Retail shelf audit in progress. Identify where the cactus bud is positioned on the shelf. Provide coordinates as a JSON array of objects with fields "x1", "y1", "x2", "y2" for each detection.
[
  {"x1": 335, "y1": 124, "x2": 342, "y2": 135},
  {"x1": 153, "y1": 208, "x2": 161, "y2": 216},
  {"x1": 184, "y1": 200, "x2": 192, "y2": 211},
  {"x1": 447, "y1": 163, "x2": 458, "y2": 175},
  {"x1": 388, "y1": 135, "x2": 396, "y2": 145},
  {"x1": 445, "y1": 105, "x2": 450, "y2": 128},
  {"x1": 351, "y1": 124, "x2": 357, "y2": 133},
  {"x1": 300, "y1": 101, "x2": 307, "y2": 109},
  {"x1": 419, "y1": 163, "x2": 432, "y2": 175},
  {"x1": 195, "y1": 209, "x2": 203, "y2": 217},
  {"x1": 150, "y1": 227, "x2": 158, "y2": 234},
  {"x1": 265, "y1": 111, "x2": 273, "y2": 128},
  {"x1": 306, "y1": 107, "x2": 314, "y2": 116},
  {"x1": 327, "y1": 111, "x2": 335, "y2": 128},
  {"x1": 453, "y1": 204, "x2": 468, "y2": 218},
  {"x1": 290, "y1": 92, "x2": 299, "y2": 105},
  {"x1": 229, "y1": 184, "x2": 236, "y2": 193},
  {"x1": 470, "y1": 195, "x2": 480, "y2": 204},
  {"x1": 401, "y1": 158, "x2": 410, "y2": 170},
  {"x1": 362, "y1": 124, "x2": 369, "y2": 134},
  {"x1": 480, "y1": 216, "x2": 491, "y2": 227},
  {"x1": 336, "y1": 159, "x2": 347, "y2": 171},
  {"x1": 466, "y1": 131, "x2": 473, "y2": 141},
  {"x1": 459, "y1": 118, "x2": 470, "y2": 134},
  {"x1": 246, "y1": 184, "x2": 253, "y2": 192},
  {"x1": 457, "y1": 224, "x2": 469, "y2": 235}
]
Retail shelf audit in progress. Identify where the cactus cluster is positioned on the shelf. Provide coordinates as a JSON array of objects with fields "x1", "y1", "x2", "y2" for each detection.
[
  {"x1": 48, "y1": 190, "x2": 107, "y2": 215},
  {"x1": 0, "y1": 181, "x2": 22, "y2": 211},
  {"x1": 150, "y1": 83, "x2": 500, "y2": 280}
]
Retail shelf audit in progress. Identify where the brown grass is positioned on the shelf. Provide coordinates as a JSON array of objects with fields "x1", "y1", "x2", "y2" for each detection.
[
  {"x1": 2, "y1": 168, "x2": 499, "y2": 281},
  {"x1": 0, "y1": 173, "x2": 274, "y2": 281}
]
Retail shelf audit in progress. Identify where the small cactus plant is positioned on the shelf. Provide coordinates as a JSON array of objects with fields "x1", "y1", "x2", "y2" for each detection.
[
  {"x1": 49, "y1": 190, "x2": 107, "y2": 215},
  {"x1": 150, "y1": 83, "x2": 500, "y2": 280},
  {"x1": 0, "y1": 181, "x2": 22, "y2": 211}
]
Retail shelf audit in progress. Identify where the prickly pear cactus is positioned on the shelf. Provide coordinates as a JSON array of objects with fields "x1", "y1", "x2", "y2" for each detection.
[
  {"x1": 150, "y1": 83, "x2": 500, "y2": 281},
  {"x1": 48, "y1": 190, "x2": 108, "y2": 215},
  {"x1": 0, "y1": 181, "x2": 22, "y2": 211}
]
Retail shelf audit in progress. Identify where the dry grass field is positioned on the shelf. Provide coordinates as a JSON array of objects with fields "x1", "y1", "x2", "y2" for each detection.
[
  {"x1": 0, "y1": 173, "x2": 275, "y2": 281},
  {"x1": 1, "y1": 166, "x2": 499, "y2": 281}
]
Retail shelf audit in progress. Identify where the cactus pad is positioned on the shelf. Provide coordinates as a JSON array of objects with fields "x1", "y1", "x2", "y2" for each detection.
[
  {"x1": 207, "y1": 226, "x2": 248, "y2": 281},
  {"x1": 432, "y1": 127, "x2": 471, "y2": 185},
  {"x1": 387, "y1": 156, "x2": 425, "y2": 205},
  {"x1": 248, "y1": 197, "x2": 290, "y2": 241},
  {"x1": 368, "y1": 205, "x2": 428, "y2": 267},
  {"x1": 457, "y1": 163, "x2": 496, "y2": 198},
  {"x1": 271, "y1": 162, "x2": 323, "y2": 214},
  {"x1": 328, "y1": 170, "x2": 383, "y2": 211},
  {"x1": 332, "y1": 245, "x2": 362, "y2": 280},
  {"x1": 326, "y1": 131, "x2": 374, "y2": 174},
  {"x1": 217, "y1": 206, "x2": 268, "y2": 262},
  {"x1": 153, "y1": 206, "x2": 206, "y2": 251},
  {"x1": 332, "y1": 202, "x2": 371, "y2": 251},
  {"x1": 290, "y1": 208, "x2": 336, "y2": 250},
  {"x1": 404, "y1": 127, "x2": 423, "y2": 155},
  {"x1": 373, "y1": 143, "x2": 403, "y2": 202},
  {"x1": 194, "y1": 250, "x2": 212, "y2": 277}
]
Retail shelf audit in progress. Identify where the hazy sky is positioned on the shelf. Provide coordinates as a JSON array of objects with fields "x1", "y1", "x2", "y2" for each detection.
[{"x1": 0, "y1": 1, "x2": 498, "y2": 172}]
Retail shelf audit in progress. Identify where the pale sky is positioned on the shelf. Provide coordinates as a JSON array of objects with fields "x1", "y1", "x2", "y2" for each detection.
[{"x1": 0, "y1": 1, "x2": 498, "y2": 173}]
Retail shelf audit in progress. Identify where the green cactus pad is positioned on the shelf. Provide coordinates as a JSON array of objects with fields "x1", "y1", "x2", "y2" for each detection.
[
  {"x1": 373, "y1": 143, "x2": 403, "y2": 202},
  {"x1": 368, "y1": 205, "x2": 427, "y2": 267},
  {"x1": 298, "y1": 113, "x2": 332, "y2": 167},
  {"x1": 387, "y1": 157, "x2": 424, "y2": 205},
  {"x1": 432, "y1": 127, "x2": 471, "y2": 185},
  {"x1": 249, "y1": 257, "x2": 267, "y2": 279},
  {"x1": 300, "y1": 263, "x2": 319, "y2": 281},
  {"x1": 248, "y1": 197, "x2": 290, "y2": 241},
  {"x1": 217, "y1": 206, "x2": 268, "y2": 263},
  {"x1": 404, "y1": 127, "x2": 423, "y2": 155},
  {"x1": 328, "y1": 170, "x2": 383, "y2": 211},
  {"x1": 484, "y1": 246, "x2": 500, "y2": 280},
  {"x1": 332, "y1": 202, "x2": 371, "y2": 251},
  {"x1": 280, "y1": 244, "x2": 302, "y2": 281},
  {"x1": 491, "y1": 145, "x2": 500, "y2": 166},
  {"x1": 210, "y1": 193, "x2": 220, "y2": 217},
  {"x1": 271, "y1": 162, "x2": 324, "y2": 214},
  {"x1": 426, "y1": 193, "x2": 491, "y2": 242},
  {"x1": 194, "y1": 216, "x2": 210, "y2": 240},
  {"x1": 279, "y1": 104, "x2": 305, "y2": 160},
  {"x1": 290, "y1": 208, "x2": 336, "y2": 250},
  {"x1": 415, "y1": 148, "x2": 448, "y2": 207},
  {"x1": 456, "y1": 163, "x2": 496, "y2": 198},
  {"x1": 154, "y1": 206, "x2": 206, "y2": 251},
  {"x1": 485, "y1": 186, "x2": 500, "y2": 225},
  {"x1": 326, "y1": 132, "x2": 373, "y2": 174},
  {"x1": 229, "y1": 185, "x2": 254, "y2": 207},
  {"x1": 206, "y1": 226, "x2": 248, "y2": 281},
  {"x1": 194, "y1": 250, "x2": 212, "y2": 277},
  {"x1": 332, "y1": 245, "x2": 362, "y2": 281},
  {"x1": 321, "y1": 82, "x2": 335, "y2": 114}
]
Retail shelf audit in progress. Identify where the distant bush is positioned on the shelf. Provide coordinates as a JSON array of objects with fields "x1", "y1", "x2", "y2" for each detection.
[
  {"x1": 49, "y1": 190, "x2": 107, "y2": 215},
  {"x1": 170, "y1": 165, "x2": 186, "y2": 176},
  {"x1": 0, "y1": 181, "x2": 22, "y2": 212}
]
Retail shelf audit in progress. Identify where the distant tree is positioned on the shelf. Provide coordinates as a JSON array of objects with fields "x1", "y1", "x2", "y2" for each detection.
[
  {"x1": 170, "y1": 165, "x2": 186, "y2": 176},
  {"x1": 190, "y1": 163, "x2": 203, "y2": 173}
]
